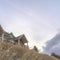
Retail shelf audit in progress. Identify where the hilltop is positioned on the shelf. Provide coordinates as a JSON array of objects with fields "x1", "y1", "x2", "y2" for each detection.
[{"x1": 0, "y1": 40, "x2": 59, "y2": 60}]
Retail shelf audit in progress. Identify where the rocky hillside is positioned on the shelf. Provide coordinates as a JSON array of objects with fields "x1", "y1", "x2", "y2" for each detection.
[{"x1": 0, "y1": 40, "x2": 59, "y2": 60}]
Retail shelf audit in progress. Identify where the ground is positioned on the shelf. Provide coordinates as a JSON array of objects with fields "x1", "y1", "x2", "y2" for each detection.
[{"x1": 0, "y1": 40, "x2": 59, "y2": 60}]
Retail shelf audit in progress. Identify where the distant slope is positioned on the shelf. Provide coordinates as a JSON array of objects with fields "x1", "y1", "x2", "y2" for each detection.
[
  {"x1": 0, "y1": 40, "x2": 59, "y2": 60},
  {"x1": 43, "y1": 33, "x2": 60, "y2": 56}
]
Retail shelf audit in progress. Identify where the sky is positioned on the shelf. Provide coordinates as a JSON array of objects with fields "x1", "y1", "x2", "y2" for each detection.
[
  {"x1": 0, "y1": 0, "x2": 60, "y2": 51},
  {"x1": 43, "y1": 33, "x2": 60, "y2": 55}
]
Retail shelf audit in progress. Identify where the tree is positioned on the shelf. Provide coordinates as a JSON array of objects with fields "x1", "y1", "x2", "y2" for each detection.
[{"x1": 33, "y1": 46, "x2": 39, "y2": 52}]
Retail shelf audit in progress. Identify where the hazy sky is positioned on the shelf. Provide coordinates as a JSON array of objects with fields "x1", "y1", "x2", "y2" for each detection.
[{"x1": 0, "y1": 0, "x2": 60, "y2": 50}]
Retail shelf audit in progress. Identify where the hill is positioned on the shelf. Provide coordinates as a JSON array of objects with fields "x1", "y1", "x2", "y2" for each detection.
[{"x1": 0, "y1": 40, "x2": 59, "y2": 60}]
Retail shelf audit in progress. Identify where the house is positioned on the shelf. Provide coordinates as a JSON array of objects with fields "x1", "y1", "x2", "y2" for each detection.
[
  {"x1": 17, "y1": 34, "x2": 28, "y2": 47},
  {"x1": 0, "y1": 25, "x2": 28, "y2": 47}
]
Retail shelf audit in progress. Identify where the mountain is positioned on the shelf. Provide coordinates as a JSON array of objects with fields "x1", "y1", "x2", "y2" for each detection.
[{"x1": 43, "y1": 33, "x2": 60, "y2": 56}]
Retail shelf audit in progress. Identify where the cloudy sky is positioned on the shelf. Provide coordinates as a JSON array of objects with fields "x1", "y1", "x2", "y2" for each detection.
[
  {"x1": 43, "y1": 33, "x2": 60, "y2": 55},
  {"x1": 0, "y1": 0, "x2": 60, "y2": 51}
]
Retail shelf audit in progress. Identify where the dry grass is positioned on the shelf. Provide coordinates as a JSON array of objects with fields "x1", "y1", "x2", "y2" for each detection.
[
  {"x1": 22, "y1": 50, "x2": 59, "y2": 60},
  {"x1": 0, "y1": 40, "x2": 59, "y2": 60}
]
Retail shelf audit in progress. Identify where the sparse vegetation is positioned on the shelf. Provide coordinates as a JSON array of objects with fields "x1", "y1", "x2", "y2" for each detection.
[
  {"x1": 0, "y1": 40, "x2": 59, "y2": 60},
  {"x1": 51, "y1": 53, "x2": 60, "y2": 59},
  {"x1": 33, "y1": 46, "x2": 39, "y2": 52}
]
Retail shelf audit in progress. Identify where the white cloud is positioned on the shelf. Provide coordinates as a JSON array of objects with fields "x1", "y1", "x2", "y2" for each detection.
[{"x1": 43, "y1": 33, "x2": 60, "y2": 55}]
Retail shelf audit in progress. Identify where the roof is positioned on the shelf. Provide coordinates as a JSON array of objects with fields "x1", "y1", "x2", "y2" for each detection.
[
  {"x1": 4, "y1": 32, "x2": 17, "y2": 40},
  {"x1": 9, "y1": 32, "x2": 16, "y2": 38},
  {"x1": 17, "y1": 34, "x2": 28, "y2": 43}
]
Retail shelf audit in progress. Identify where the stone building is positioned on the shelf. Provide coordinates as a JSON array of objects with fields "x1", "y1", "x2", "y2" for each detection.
[{"x1": 0, "y1": 25, "x2": 28, "y2": 47}]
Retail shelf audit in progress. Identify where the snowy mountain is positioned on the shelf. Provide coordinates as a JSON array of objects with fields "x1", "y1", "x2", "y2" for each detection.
[{"x1": 43, "y1": 33, "x2": 60, "y2": 56}]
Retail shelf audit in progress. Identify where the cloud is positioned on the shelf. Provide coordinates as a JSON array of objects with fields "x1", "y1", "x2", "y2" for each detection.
[{"x1": 43, "y1": 33, "x2": 60, "y2": 55}]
